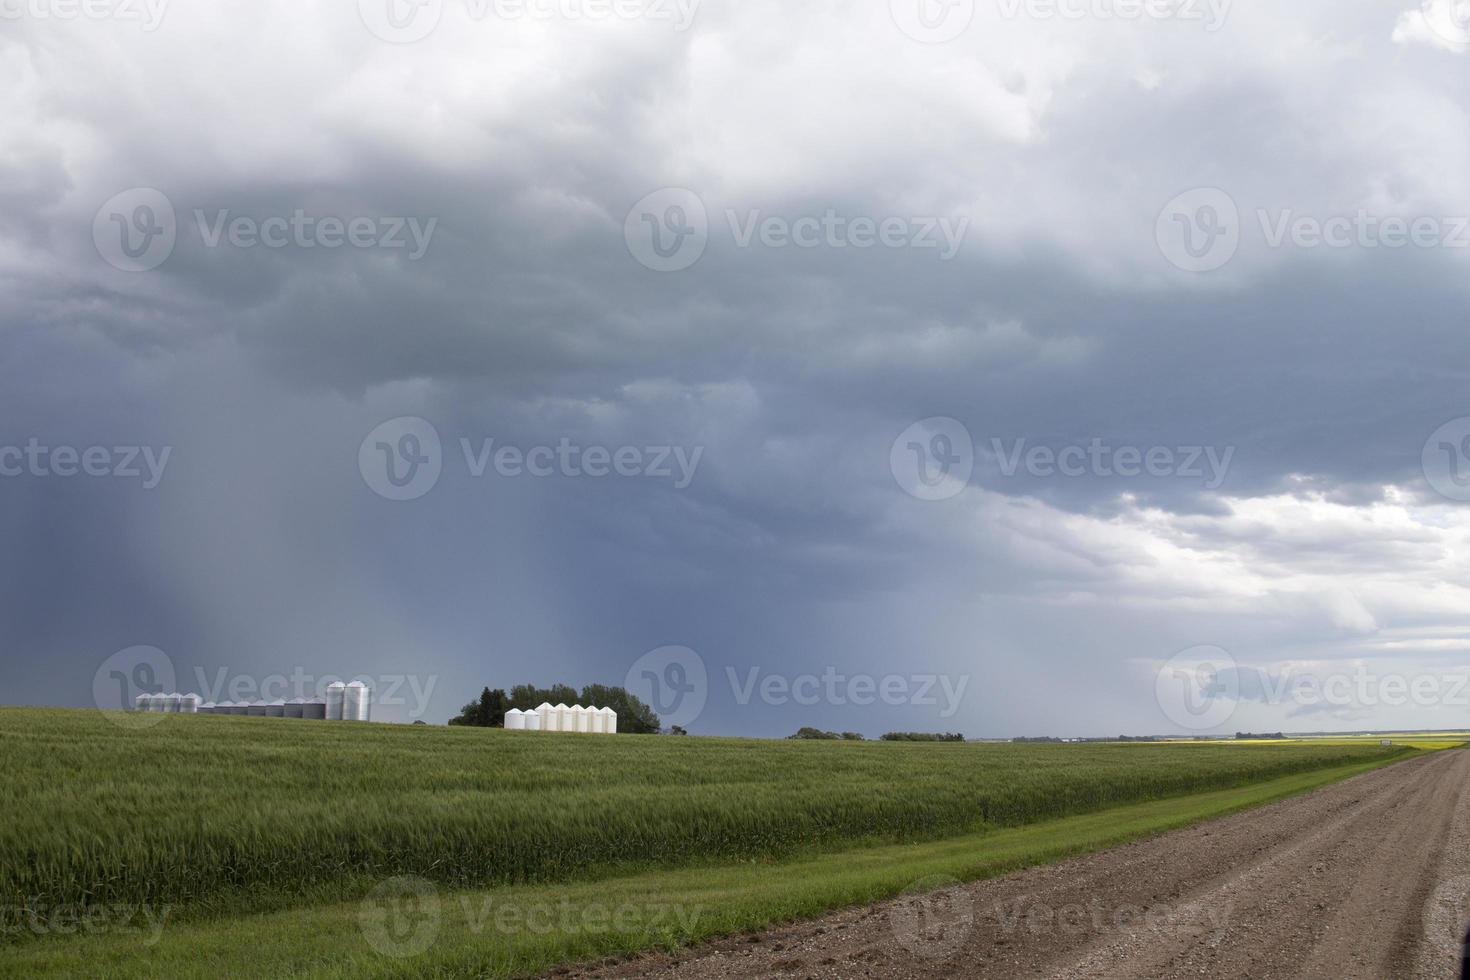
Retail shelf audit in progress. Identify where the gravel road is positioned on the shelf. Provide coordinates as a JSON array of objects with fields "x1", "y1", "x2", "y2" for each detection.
[{"x1": 563, "y1": 748, "x2": 1470, "y2": 979}]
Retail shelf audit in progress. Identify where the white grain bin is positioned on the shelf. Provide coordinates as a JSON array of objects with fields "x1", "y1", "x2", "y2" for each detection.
[
  {"x1": 302, "y1": 699, "x2": 327, "y2": 720},
  {"x1": 199, "y1": 702, "x2": 217, "y2": 714},
  {"x1": 325, "y1": 681, "x2": 346, "y2": 721},
  {"x1": 147, "y1": 693, "x2": 165, "y2": 712},
  {"x1": 505, "y1": 708, "x2": 526, "y2": 730},
  {"x1": 601, "y1": 707, "x2": 617, "y2": 734},
  {"x1": 247, "y1": 701, "x2": 268, "y2": 716},
  {"x1": 163, "y1": 692, "x2": 182, "y2": 713},
  {"x1": 552, "y1": 703, "x2": 571, "y2": 732},
  {"x1": 284, "y1": 698, "x2": 305, "y2": 719},
  {"x1": 573, "y1": 705, "x2": 592, "y2": 733},
  {"x1": 266, "y1": 699, "x2": 286, "y2": 718},
  {"x1": 524, "y1": 709, "x2": 542, "y2": 731},
  {"x1": 227, "y1": 701, "x2": 247, "y2": 716},
  {"x1": 345, "y1": 681, "x2": 370, "y2": 721},
  {"x1": 134, "y1": 693, "x2": 150, "y2": 712},
  {"x1": 535, "y1": 702, "x2": 555, "y2": 731},
  {"x1": 588, "y1": 706, "x2": 606, "y2": 734},
  {"x1": 181, "y1": 694, "x2": 201, "y2": 714}
]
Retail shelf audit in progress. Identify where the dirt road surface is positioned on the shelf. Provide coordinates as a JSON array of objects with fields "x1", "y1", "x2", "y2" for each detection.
[{"x1": 563, "y1": 748, "x2": 1470, "y2": 979}]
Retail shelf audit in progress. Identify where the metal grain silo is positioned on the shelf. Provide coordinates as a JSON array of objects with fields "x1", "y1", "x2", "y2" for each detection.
[
  {"x1": 302, "y1": 699, "x2": 327, "y2": 720},
  {"x1": 535, "y1": 702, "x2": 554, "y2": 731},
  {"x1": 181, "y1": 694, "x2": 201, "y2": 713},
  {"x1": 134, "y1": 693, "x2": 150, "y2": 712},
  {"x1": 345, "y1": 681, "x2": 369, "y2": 721},
  {"x1": 524, "y1": 709, "x2": 542, "y2": 731},
  {"x1": 504, "y1": 708, "x2": 526, "y2": 730},
  {"x1": 284, "y1": 698, "x2": 305, "y2": 719},
  {"x1": 602, "y1": 707, "x2": 617, "y2": 734},
  {"x1": 553, "y1": 703, "x2": 572, "y2": 732},
  {"x1": 163, "y1": 692, "x2": 182, "y2": 713},
  {"x1": 199, "y1": 702, "x2": 217, "y2": 714},
  {"x1": 225, "y1": 701, "x2": 248, "y2": 716},
  {"x1": 266, "y1": 699, "x2": 286, "y2": 717},
  {"x1": 325, "y1": 682, "x2": 346, "y2": 721},
  {"x1": 588, "y1": 706, "x2": 606, "y2": 734},
  {"x1": 247, "y1": 701, "x2": 268, "y2": 716}
]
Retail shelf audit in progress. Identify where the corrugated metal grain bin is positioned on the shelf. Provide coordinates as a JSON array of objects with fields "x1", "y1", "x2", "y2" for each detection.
[
  {"x1": 345, "y1": 681, "x2": 370, "y2": 721},
  {"x1": 149, "y1": 692, "x2": 167, "y2": 712},
  {"x1": 552, "y1": 703, "x2": 571, "y2": 732},
  {"x1": 325, "y1": 681, "x2": 346, "y2": 721},
  {"x1": 574, "y1": 705, "x2": 591, "y2": 733},
  {"x1": 247, "y1": 701, "x2": 268, "y2": 716},
  {"x1": 536, "y1": 702, "x2": 554, "y2": 731},
  {"x1": 266, "y1": 699, "x2": 286, "y2": 717},
  {"x1": 505, "y1": 708, "x2": 526, "y2": 730},
  {"x1": 524, "y1": 709, "x2": 542, "y2": 731},
  {"x1": 163, "y1": 692, "x2": 182, "y2": 713},
  {"x1": 135, "y1": 693, "x2": 150, "y2": 712},
  {"x1": 181, "y1": 694, "x2": 201, "y2": 713},
  {"x1": 588, "y1": 706, "x2": 606, "y2": 734},
  {"x1": 229, "y1": 701, "x2": 249, "y2": 716},
  {"x1": 302, "y1": 699, "x2": 327, "y2": 720},
  {"x1": 284, "y1": 698, "x2": 305, "y2": 719},
  {"x1": 602, "y1": 707, "x2": 617, "y2": 733},
  {"x1": 199, "y1": 702, "x2": 217, "y2": 714}
]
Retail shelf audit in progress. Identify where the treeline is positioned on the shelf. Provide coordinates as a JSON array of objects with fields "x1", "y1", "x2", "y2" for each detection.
[
  {"x1": 787, "y1": 728, "x2": 966, "y2": 742},
  {"x1": 449, "y1": 684, "x2": 660, "y2": 734}
]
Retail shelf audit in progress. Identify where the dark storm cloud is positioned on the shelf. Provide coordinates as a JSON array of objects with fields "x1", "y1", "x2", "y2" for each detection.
[{"x1": 3, "y1": 0, "x2": 1470, "y2": 734}]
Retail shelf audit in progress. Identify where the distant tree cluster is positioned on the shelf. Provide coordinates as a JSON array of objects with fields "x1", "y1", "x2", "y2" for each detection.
[
  {"x1": 788, "y1": 727, "x2": 865, "y2": 740},
  {"x1": 881, "y1": 732, "x2": 965, "y2": 742},
  {"x1": 448, "y1": 684, "x2": 661, "y2": 734}
]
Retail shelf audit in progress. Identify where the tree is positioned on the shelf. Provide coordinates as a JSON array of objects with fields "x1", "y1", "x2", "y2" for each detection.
[
  {"x1": 448, "y1": 687, "x2": 508, "y2": 728},
  {"x1": 579, "y1": 683, "x2": 660, "y2": 734}
]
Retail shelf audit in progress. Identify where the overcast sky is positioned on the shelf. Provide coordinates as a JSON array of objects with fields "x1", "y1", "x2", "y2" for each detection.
[{"x1": 4, "y1": 0, "x2": 1470, "y2": 736}]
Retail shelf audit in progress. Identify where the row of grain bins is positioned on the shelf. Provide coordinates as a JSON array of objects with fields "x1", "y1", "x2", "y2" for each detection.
[
  {"x1": 133, "y1": 681, "x2": 370, "y2": 721},
  {"x1": 506, "y1": 703, "x2": 616, "y2": 733}
]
